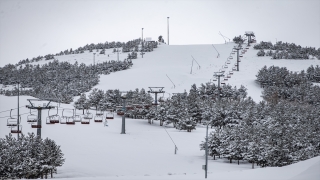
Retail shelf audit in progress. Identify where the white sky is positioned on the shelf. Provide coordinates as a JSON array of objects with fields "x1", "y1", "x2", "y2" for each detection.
[{"x1": 0, "y1": 0, "x2": 319, "y2": 67}]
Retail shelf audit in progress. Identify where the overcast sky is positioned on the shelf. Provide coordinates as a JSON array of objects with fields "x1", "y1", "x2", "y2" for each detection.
[{"x1": 0, "y1": 0, "x2": 319, "y2": 67}]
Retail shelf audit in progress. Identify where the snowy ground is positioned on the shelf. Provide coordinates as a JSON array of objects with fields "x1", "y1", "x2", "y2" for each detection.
[{"x1": 1, "y1": 42, "x2": 319, "y2": 179}]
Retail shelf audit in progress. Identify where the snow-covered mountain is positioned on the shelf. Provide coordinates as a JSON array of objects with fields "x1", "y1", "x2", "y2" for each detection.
[{"x1": 1, "y1": 41, "x2": 319, "y2": 180}]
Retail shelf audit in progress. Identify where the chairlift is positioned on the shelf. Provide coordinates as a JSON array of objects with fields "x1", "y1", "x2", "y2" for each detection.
[
  {"x1": 73, "y1": 109, "x2": 82, "y2": 122},
  {"x1": 31, "y1": 124, "x2": 41, "y2": 128},
  {"x1": 106, "y1": 109, "x2": 114, "y2": 119},
  {"x1": 158, "y1": 98, "x2": 165, "y2": 103},
  {"x1": 81, "y1": 109, "x2": 91, "y2": 124},
  {"x1": 117, "y1": 110, "x2": 124, "y2": 116},
  {"x1": 27, "y1": 109, "x2": 38, "y2": 123},
  {"x1": 66, "y1": 116, "x2": 75, "y2": 125},
  {"x1": 60, "y1": 109, "x2": 73, "y2": 124},
  {"x1": 7, "y1": 109, "x2": 20, "y2": 126},
  {"x1": 46, "y1": 107, "x2": 60, "y2": 124},
  {"x1": 94, "y1": 110, "x2": 104, "y2": 122},
  {"x1": 11, "y1": 124, "x2": 22, "y2": 133},
  {"x1": 83, "y1": 109, "x2": 93, "y2": 120},
  {"x1": 96, "y1": 109, "x2": 104, "y2": 116}
]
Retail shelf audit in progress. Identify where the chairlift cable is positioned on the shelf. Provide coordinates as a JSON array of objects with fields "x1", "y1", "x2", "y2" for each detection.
[{"x1": 0, "y1": 106, "x2": 26, "y2": 114}]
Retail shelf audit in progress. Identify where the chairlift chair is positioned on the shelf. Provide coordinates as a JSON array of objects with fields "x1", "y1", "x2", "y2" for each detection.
[
  {"x1": 239, "y1": 55, "x2": 243, "y2": 57},
  {"x1": 238, "y1": 59, "x2": 241, "y2": 62},
  {"x1": 232, "y1": 67, "x2": 237, "y2": 71},
  {"x1": 229, "y1": 71, "x2": 234, "y2": 75},
  {"x1": 11, "y1": 125, "x2": 22, "y2": 133},
  {"x1": 226, "y1": 60, "x2": 231, "y2": 64},
  {"x1": 31, "y1": 124, "x2": 41, "y2": 128},
  {"x1": 212, "y1": 77, "x2": 217, "y2": 81},
  {"x1": 66, "y1": 117, "x2": 75, "y2": 125},
  {"x1": 117, "y1": 110, "x2": 124, "y2": 115},
  {"x1": 94, "y1": 109, "x2": 104, "y2": 122},
  {"x1": 81, "y1": 110, "x2": 91, "y2": 124},
  {"x1": 96, "y1": 110, "x2": 104, "y2": 116},
  {"x1": 60, "y1": 109, "x2": 69, "y2": 124},
  {"x1": 224, "y1": 64, "x2": 228, "y2": 68},
  {"x1": 228, "y1": 56, "x2": 233, "y2": 60},
  {"x1": 27, "y1": 109, "x2": 38, "y2": 123},
  {"x1": 221, "y1": 81, "x2": 226, "y2": 85},
  {"x1": 106, "y1": 111, "x2": 114, "y2": 119},
  {"x1": 72, "y1": 109, "x2": 82, "y2": 122},
  {"x1": 7, "y1": 109, "x2": 20, "y2": 126},
  {"x1": 224, "y1": 77, "x2": 228, "y2": 81}
]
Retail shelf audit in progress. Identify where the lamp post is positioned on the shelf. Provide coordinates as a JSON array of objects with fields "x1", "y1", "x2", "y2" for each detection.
[
  {"x1": 142, "y1": 28, "x2": 144, "y2": 58},
  {"x1": 93, "y1": 53, "x2": 96, "y2": 65},
  {"x1": 167, "y1": 17, "x2": 169, "y2": 45},
  {"x1": 204, "y1": 120, "x2": 213, "y2": 178},
  {"x1": 17, "y1": 81, "x2": 20, "y2": 139}
]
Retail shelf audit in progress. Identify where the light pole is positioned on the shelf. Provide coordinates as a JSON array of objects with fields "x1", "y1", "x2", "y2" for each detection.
[
  {"x1": 167, "y1": 17, "x2": 169, "y2": 45},
  {"x1": 142, "y1": 28, "x2": 144, "y2": 58},
  {"x1": 93, "y1": 53, "x2": 96, "y2": 65},
  {"x1": 17, "y1": 81, "x2": 20, "y2": 139},
  {"x1": 204, "y1": 120, "x2": 213, "y2": 178}
]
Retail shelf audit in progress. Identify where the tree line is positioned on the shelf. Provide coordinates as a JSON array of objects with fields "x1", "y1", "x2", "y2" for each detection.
[
  {"x1": 0, "y1": 59, "x2": 133, "y2": 104},
  {"x1": 255, "y1": 41, "x2": 320, "y2": 60},
  {"x1": 0, "y1": 133, "x2": 65, "y2": 179},
  {"x1": 200, "y1": 65, "x2": 320, "y2": 168}
]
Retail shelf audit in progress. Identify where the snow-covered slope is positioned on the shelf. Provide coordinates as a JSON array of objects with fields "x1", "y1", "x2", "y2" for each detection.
[{"x1": 1, "y1": 42, "x2": 319, "y2": 179}]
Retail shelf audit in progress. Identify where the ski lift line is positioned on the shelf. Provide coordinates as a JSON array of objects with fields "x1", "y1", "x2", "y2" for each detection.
[
  {"x1": 0, "y1": 111, "x2": 36, "y2": 119},
  {"x1": 166, "y1": 74, "x2": 176, "y2": 88},
  {"x1": 211, "y1": 45, "x2": 220, "y2": 58},
  {"x1": 0, "y1": 106, "x2": 27, "y2": 114},
  {"x1": 191, "y1": 55, "x2": 201, "y2": 69}
]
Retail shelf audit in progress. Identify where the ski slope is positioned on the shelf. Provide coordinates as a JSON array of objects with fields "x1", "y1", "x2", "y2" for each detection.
[{"x1": 1, "y1": 42, "x2": 320, "y2": 180}]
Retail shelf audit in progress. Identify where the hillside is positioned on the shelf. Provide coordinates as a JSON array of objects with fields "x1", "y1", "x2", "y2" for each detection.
[{"x1": 0, "y1": 42, "x2": 320, "y2": 179}]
